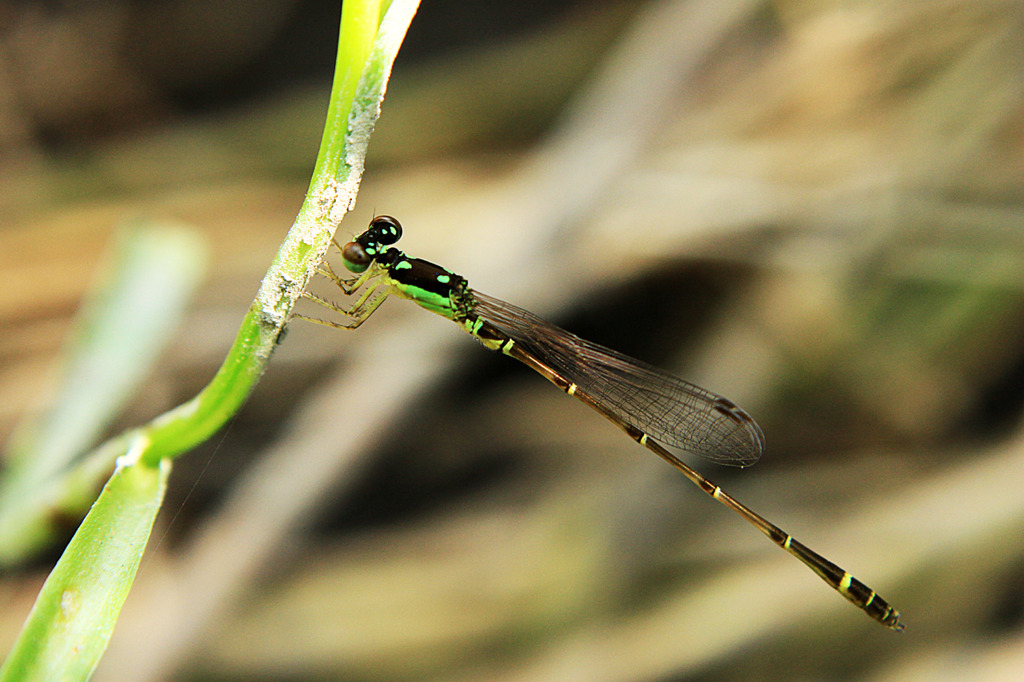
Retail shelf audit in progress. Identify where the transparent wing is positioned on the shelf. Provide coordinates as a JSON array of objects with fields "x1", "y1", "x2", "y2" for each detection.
[{"x1": 470, "y1": 290, "x2": 765, "y2": 467}]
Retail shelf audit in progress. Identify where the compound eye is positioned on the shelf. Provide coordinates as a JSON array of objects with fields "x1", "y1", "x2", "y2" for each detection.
[
  {"x1": 368, "y1": 215, "x2": 402, "y2": 245},
  {"x1": 341, "y1": 241, "x2": 371, "y2": 273}
]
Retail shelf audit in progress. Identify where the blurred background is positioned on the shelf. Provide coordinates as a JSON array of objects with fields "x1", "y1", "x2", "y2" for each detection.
[{"x1": 2, "y1": 0, "x2": 1024, "y2": 680}]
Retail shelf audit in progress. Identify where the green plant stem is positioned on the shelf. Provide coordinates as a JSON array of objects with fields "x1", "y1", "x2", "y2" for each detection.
[
  {"x1": 0, "y1": 0, "x2": 419, "y2": 563},
  {"x1": 2, "y1": 1, "x2": 420, "y2": 678}
]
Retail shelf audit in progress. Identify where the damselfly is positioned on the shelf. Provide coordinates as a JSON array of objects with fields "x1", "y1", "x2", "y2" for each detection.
[{"x1": 296, "y1": 215, "x2": 903, "y2": 630}]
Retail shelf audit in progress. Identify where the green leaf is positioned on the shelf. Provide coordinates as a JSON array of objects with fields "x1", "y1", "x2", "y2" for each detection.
[{"x1": 0, "y1": 452, "x2": 170, "y2": 682}]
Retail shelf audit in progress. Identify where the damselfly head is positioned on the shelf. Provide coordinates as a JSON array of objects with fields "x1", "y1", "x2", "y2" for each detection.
[{"x1": 342, "y1": 215, "x2": 404, "y2": 273}]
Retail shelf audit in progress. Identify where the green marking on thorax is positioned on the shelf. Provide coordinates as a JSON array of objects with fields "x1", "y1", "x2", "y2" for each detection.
[{"x1": 394, "y1": 281, "x2": 457, "y2": 320}]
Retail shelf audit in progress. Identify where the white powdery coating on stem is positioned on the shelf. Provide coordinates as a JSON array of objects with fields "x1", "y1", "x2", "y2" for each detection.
[
  {"x1": 336, "y1": 0, "x2": 419, "y2": 222},
  {"x1": 256, "y1": 1, "x2": 420, "y2": 329}
]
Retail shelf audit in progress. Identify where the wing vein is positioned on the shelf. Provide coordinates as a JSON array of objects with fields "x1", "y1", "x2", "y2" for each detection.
[{"x1": 470, "y1": 290, "x2": 764, "y2": 467}]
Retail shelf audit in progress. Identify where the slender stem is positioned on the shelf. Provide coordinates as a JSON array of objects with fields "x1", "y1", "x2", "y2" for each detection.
[{"x1": 0, "y1": 0, "x2": 420, "y2": 560}]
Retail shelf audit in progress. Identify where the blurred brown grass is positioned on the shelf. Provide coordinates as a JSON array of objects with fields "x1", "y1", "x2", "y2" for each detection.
[{"x1": 3, "y1": 1, "x2": 1024, "y2": 680}]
